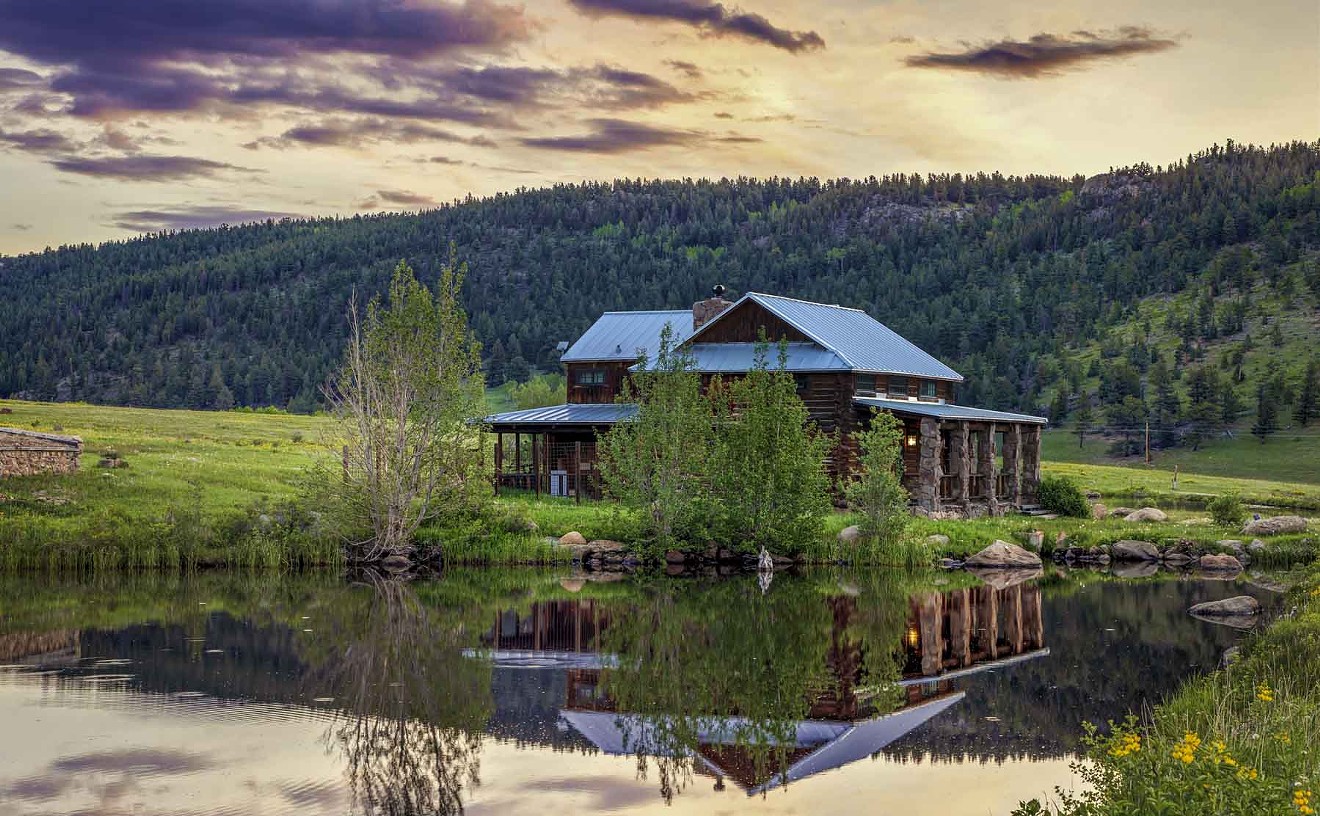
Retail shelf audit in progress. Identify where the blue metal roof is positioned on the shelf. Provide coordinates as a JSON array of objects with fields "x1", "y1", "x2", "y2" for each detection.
[
  {"x1": 854, "y1": 396, "x2": 1047, "y2": 424},
  {"x1": 485, "y1": 403, "x2": 636, "y2": 427},
  {"x1": 560, "y1": 310, "x2": 693, "y2": 363},
  {"x1": 632, "y1": 342, "x2": 850, "y2": 373},
  {"x1": 689, "y1": 293, "x2": 964, "y2": 382}
]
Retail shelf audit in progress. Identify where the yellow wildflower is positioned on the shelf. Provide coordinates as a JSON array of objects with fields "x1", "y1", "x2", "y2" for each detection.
[
  {"x1": 1277, "y1": 732, "x2": 1293, "y2": 745},
  {"x1": 1295, "y1": 788, "x2": 1314, "y2": 815},
  {"x1": 1172, "y1": 732, "x2": 1201, "y2": 764},
  {"x1": 1257, "y1": 683, "x2": 1276, "y2": 703},
  {"x1": 1108, "y1": 732, "x2": 1142, "y2": 758}
]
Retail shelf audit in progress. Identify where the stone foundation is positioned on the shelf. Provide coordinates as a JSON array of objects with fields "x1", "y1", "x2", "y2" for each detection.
[{"x1": 0, "y1": 429, "x2": 82, "y2": 477}]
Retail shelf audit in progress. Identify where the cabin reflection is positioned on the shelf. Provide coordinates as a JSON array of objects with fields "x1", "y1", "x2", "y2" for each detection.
[{"x1": 475, "y1": 581, "x2": 1048, "y2": 794}]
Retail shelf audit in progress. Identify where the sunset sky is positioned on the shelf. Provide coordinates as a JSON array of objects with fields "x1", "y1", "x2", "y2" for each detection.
[{"x1": 0, "y1": 0, "x2": 1316, "y2": 254}]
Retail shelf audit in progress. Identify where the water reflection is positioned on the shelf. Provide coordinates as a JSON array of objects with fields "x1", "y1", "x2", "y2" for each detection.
[{"x1": 0, "y1": 568, "x2": 1274, "y2": 815}]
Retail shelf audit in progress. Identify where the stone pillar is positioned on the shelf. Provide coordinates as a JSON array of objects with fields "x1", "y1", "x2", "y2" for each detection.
[
  {"x1": 1021, "y1": 425, "x2": 1042, "y2": 503},
  {"x1": 915, "y1": 416, "x2": 942, "y2": 510},
  {"x1": 977, "y1": 422, "x2": 997, "y2": 508},
  {"x1": 954, "y1": 421, "x2": 970, "y2": 508},
  {"x1": 1003, "y1": 424, "x2": 1022, "y2": 506}
]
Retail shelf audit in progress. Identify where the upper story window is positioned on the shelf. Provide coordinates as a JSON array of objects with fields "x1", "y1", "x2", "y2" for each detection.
[
  {"x1": 794, "y1": 374, "x2": 810, "y2": 393},
  {"x1": 575, "y1": 369, "x2": 606, "y2": 386},
  {"x1": 919, "y1": 381, "x2": 938, "y2": 401},
  {"x1": 887, "y1": 376, "x2": 908, "y2": 398},
  {"x1": 856, "y1": 374, "x2": 876, "y2": 395}
]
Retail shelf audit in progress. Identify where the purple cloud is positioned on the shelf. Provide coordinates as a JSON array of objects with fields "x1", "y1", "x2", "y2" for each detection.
[
  {"x1": 520, "y1": 117, "x2": 700, "y2": 153},
  {"x1": 568, "y1": 0, "x2": 823, "y2": 53},
  {"x1": 112, "y1": 204, "x2": 301, "y2": 231},
  {"x1": 51, "y1": 154, "x2": 253, "y2": 181},
  {"x1": 905, "y1": 27, "x2": 1179, "y2": 78},
  {"x1": 0, "y1": 127, "x2": 78, "y2": 154}
]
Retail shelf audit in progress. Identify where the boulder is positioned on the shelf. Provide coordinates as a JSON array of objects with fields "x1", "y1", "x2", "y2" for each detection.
[
  {"x1": 1109, "y1": 507, "x2": 1136, "y2": 518},
  {"x1": 380, "y1": 554, "x2": 412, "y2": 572},
  {"x1": 1085, "y1": 490, "x2": 1102, "y2": 500},
  {"x1": 1248, "y1": 539, "x2": 1267, "y2": 553},
  {"x1": 1220, "y1": 646, "x2": 1241, "y2": 668},
  {"x1": 838, "y1": 525, "x2": 863, "y2": 545},
  {"x1": 925, "y1": 534, "x2": 950, "y2": 548},
  {"x1": 1091, "y1": 503, "x2": 1108, "y2": 520},
  {"x1": 1242, "y1": 516, "x2": 1308, "y2": 536},
  {"x1": 1199, "y1": 554, "x2": 1243, "y2": 573},
  {"x1": 1163, "y1": 552, "x2": 1196, "y2": 567},
  {"x1": 665, "y1": 550, "x2": 686, "y2": 565},
  {"x1": 1026, "y1": 530, "x2": 1045, "y2": 551},
  {"x1": 1111, "y1": 540, "x2": 1161, "y2": 562},
  {"x1": 589, "y1": 539, "x2": 625, "y2": 551},
  {"x1": 559, "y1": 531, "x2": 587, "y2": 546},
  {"x1": 1124, "y1": 507, "x2": 1168, "y2": 523},
  {"x1": 1217, "y1": 539, "x2": 1245, "y2": 551},
  {"x1": 964, "y1": 540, "x2": 1042, "y2": 569},
  {"x1": 1188, "y1": 595, "x2": 1261, "y2": 628},
  {"x1": 559, "y1": 578, "x2": 586, "y2": 593}
]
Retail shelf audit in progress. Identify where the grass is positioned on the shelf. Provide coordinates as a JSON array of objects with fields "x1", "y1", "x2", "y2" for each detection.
[
  {"x1": 2, "y1": 398, "x2": 1317, "y2": 570},
  {"x1": 1043, "y1": 429, "x2": 1320, "y2": 509},
  {"x1": 1017, "y1": 559, "x2": 1320, "y2": 815}
]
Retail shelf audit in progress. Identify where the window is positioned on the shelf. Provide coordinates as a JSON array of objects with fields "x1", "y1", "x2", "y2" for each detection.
[
  {"x1": 794, "y1": 374, "x2": 810, "y2": 393},
  {"x1": 856, "y1": 374, "x2": 876, "y2": 395},
  {"x1": 575, "y1": 368, "x2": 606, "y2": 386},
  {"x1": 920, "y1": 381, "x2": 938, "y2": 400},
  {"x1": 887, "y1": 376, "x2": 908, "y2": 398}
]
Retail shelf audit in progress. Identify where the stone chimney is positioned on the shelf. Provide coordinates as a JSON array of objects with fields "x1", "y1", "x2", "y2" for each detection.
[{"x1": 692, "y1": 284, "x2": 733, "y2": 330}]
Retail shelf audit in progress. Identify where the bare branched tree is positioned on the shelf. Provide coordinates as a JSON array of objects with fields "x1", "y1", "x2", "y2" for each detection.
[{"x1": 324, "y1": 252, "x2": 488, "y2": 563}]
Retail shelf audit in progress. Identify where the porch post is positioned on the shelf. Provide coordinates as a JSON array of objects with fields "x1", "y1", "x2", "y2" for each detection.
[
  {"x1": 574, "y1": 441, "x2": 582, "y2": 504},
  {"x1": 532, "y1": 434, "x2": 540, "y2": 496},
  {"x1": 916, "y1": 416, "x2": 941, "y2": 511},
  {"x1": 1004, "y1": 424, "x2": 1022, "y2": 506},
  {"x1": 978, "y1": 422, "x2": 997, "y2": 508},
  {"x1": 1021, "y1": 424, "x2": 1042, "y2": 504},
  {"x1": 493, "y1": 433, "x2": 503, "y2": 496},
  {"x1": 951, "y1": 421, "x2": 970, "y2": 507}
]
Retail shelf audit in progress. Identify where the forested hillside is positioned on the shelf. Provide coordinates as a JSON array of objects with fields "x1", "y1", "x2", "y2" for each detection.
[{"x1": 2, "y1": 140, "x2": 1317, "y2": 428}]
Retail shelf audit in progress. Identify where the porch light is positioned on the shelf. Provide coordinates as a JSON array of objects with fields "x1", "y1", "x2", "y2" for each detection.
[{"x1": 906, "y1": 434, "x2": 918, "y2": 448}]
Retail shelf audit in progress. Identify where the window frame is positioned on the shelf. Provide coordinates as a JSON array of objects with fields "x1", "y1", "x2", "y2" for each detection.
[
  {"x1": 856, "y1": 374, "x2": 877, "y2": 395},
  {"x1": 887, "y1": 376, "x2": 909, "y2": 398},
  {"x1": 574, "y1": 368, "x2": 607, "y2": 387},
  {"x1": 919, "y1": 380, "x2": 938, "y2": 401}
]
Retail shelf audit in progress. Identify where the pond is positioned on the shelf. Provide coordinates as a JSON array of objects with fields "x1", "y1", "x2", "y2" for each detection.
[{"x1": 0, "y1": 567, "x2": 1279, "y2": 816}]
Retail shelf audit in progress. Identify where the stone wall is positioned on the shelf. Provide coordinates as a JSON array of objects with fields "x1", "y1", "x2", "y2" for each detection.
[{"x1": 0, "y1": 429, "x2": 82, "y2": 477}]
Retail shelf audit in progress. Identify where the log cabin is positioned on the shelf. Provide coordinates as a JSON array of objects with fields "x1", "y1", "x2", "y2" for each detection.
[{"x1": 486, "y1": 287, "x2": 1046, "y2": 515}]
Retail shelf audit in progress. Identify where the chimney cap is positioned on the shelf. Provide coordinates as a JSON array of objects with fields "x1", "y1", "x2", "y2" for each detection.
[{"x1": 712, "y1": 284, "x2": 727, "y2": 298}]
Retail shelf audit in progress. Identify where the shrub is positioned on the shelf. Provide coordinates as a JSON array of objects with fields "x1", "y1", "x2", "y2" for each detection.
[
  {"x1": 1038, "y1": 476, "x2": 1089, "y2": 518},
  {"x1": 1208, "y1": 491, "x2": 1247, "y2": 527},
  {"x1": 845, "y1": 411, "x2": 910, "y2": 551}
]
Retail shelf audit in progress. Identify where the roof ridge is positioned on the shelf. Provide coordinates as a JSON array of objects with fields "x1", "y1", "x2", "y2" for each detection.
[
  {"x1": 746, "y1": 293, "x2": 859, "y2": 368},
  {"x1": 746, "y1": 291, "x2": 864, "y2": 313},
  {"x1": 598, "y1": 309, "x2": 690, "y2": 315}
]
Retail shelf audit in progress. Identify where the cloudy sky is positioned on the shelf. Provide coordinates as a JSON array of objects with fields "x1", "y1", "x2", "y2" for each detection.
[{"x1": 0, "y1": 0, "x2": 1316, "y2": 254}]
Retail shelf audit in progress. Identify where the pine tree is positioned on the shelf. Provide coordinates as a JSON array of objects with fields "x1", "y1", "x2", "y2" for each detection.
[
  {"x1": 1295, "y1": 359, "x2": 1320, "y2": 426},
  {"x1": 1251, "y1": 382, "x2": 1279, "y2": 443}
]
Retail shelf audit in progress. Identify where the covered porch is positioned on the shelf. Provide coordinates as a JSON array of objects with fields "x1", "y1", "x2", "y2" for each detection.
[
  {"x1": 854, "y1": 397, "x2": 1046, "y2": 515},
  {"x1": 486, "y1": 403, "x2": 635, "y2": 501}
]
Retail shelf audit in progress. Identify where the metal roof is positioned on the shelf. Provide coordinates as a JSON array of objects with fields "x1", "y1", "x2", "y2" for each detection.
[
  {"x1": 854, "y1": 396, "x2": 1047, "y2": 425},
  {"x1": 632, "y1": 342, "x2": 850, "y2": 373},
  {"x1": 688, "y1": 292, "x2": 964, "y2": 382},
  {"x1": 485, "y1": 402, "x2": 636, "y2": 428},
  {"x1": 560, "y1": 310, "x2": 694, "y2": 363}
]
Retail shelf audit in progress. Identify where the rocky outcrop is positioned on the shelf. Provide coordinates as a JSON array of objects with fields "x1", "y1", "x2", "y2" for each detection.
[
  {"x1": 964, "y1": 540, "x2": 1042, "y2": 569},
  {"x1": 1124, "y1": 507, "x2": 1168, "y2": 523},
  {"x1": 1111, "y1": 540, "x2": 1160, "y2": 562},
  {"x1": 559, "y1": 531, "x2": 587, "y2": 546},
  {"x1": 1242, "y1": 516, "x2": 1308, "y2": 536}
]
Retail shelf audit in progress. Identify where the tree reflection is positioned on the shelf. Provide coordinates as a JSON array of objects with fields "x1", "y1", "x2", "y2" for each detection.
[
  {"x1": 589, "y1": 572, "x2": 910, "y2": 801},
  {"x1": 307, "y1": 571, "x2": 492, "y2": 816}
]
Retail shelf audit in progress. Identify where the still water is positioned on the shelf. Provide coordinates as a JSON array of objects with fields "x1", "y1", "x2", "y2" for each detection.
[{"x1": 0, "y1": 568, "x2": 1276, "y2": 816}]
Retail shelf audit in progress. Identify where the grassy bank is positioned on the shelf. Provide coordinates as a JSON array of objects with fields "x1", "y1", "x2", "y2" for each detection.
[
  {"x1": 2, "y1": 399, "x2": 1317, "y2": 569},
  {"x1": 1017, "y1": 560, "x2": 1320, "y2": 816}
]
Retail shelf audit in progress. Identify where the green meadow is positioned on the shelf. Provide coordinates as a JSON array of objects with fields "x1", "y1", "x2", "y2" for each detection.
[{"x1": 2, "y1": 398, "x2": 1317, "y2": 569}]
